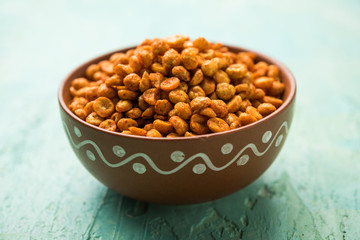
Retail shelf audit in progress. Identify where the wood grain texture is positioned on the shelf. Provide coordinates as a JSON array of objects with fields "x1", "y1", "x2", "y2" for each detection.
[{"x1": 1, "y1": 0, "x2": 360, "y2": 239}]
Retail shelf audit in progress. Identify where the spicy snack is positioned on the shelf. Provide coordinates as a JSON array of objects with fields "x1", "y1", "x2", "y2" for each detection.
[{"x1": 68, "y1": 35, "x2": 285, "y2": 137}]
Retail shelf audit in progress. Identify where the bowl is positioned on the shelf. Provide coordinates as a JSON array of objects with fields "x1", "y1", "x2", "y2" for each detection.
[{"x1": 58, "y1": 45, "x2": 296, "y2": 204}]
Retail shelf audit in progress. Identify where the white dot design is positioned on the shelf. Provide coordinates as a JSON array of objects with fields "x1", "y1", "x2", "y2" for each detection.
[
  {"x1": 86, "y1": 150, "x2": 96, "y2": 161},
  {"x1": 262, "y1": 131, "x2": 272, "y2": 143},
  {"x1": 193, "y1": 164, "x2": 206, "y2": 174},
  {"x1": 113, "y1": 145, "x2": 126, "y2": 157},
  {"x1": 275, "y1": 134, "x2": 283, "y2": 147},
  {"x1": 133, "y1": 163, "x2": 146, "y2": 174},
  {"x1": 74, "y1": 127, "x2": 82, "y2": 137},
  {"x1": 170, "y1": 151, "x2": 185, "y2": 162},
  {"x1": 221, "y1": 143, "x2": 233, "y2": 155},
  {"x1": 237, "y1": 155, "x2": 249, "y2": 166}
]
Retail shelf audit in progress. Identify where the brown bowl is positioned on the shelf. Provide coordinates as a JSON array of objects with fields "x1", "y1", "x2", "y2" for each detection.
[{"x1": 58, "y1": 45, "x2": 296, "y2": 204}]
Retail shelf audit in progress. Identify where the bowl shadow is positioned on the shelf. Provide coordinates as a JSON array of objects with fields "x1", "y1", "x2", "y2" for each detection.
[{"x1": 84, "y1": 176, "x2": 284, "y2": 240}]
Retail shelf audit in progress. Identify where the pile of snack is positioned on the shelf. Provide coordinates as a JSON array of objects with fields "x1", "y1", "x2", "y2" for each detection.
[{"x1": 68, "y1": 35, "x2": 284, "y2": 137}]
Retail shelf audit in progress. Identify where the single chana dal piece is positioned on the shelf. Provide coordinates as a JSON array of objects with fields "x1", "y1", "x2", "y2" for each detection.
[
  {"x1": 128, "y1": 127, "x2": 147, "y2": 136},
  {"x1": 74, "y1": 109, "x2": 87, "y2": 120},
  {"x1": 72, "y1": 78, "x2": 89, "y2": 90},
  {"x1": 165, "y1": 34, "x2": 188, "y2": 48},
  {"x1": 181, "y1": 48, "x2": 199, "y2": 70},
  {"x1": 258, "y1": 103, "x2": 276, "y2": 116},
  {"x1": 190, "y1": 114, "x2": 209, "y2": 135},
  {"x1": 117, "y1": 89, "x2": 138, "y2": 100},
  {"x1": 263, "y1": 96, "x2": 283, "y2": 108},
  {"x1": 151, "y1": 63, "x2": 167, "y2": 75},
  {"x1": 188, "y1": 86, "x2": 206, "y2": 100},
  {"x1": 110, "y1": 112, "x2": 122, "y2": 123},
  {"x1": 239, "y1": 99, "x2": 252, "y2": 112},
  {"x1": 121, "y1": 130, "x2": 132, "y2": 135},
  {"x1": 253, "y1": 61, "x2": 268, "y2": 78},
  {"x1": 141, "y1": 106, "x2": 155, "y2": 119},
  {"x1": 146, "y1": 129, "x2": 163, "y2": 137},
  {"x1": 117, "y1": 118, "x2": 138, "y2": 131},
  {"x1": 125, "y1": 108, "x2": 142, "y2": 119},
  {"x1": 193, "y1": 37, "x2": 211, "y2": 50},
  {"x1": 149, "y1": 72, "x2": 164, "y2": 89},
  {"x1": 166, "y1": 133, "x2": 180, "y2": 138},
  {"x1": 69, "y1": 97, "x2": 88, "y2": 111},
  {"x1": 97, "y1": 83, "x2": 116, "y2": 98},
  {"x1": 201, "y1": 59, "x2": 218, "y2": 77},
  {"x1": 189, "y1": 69, "x2": 204, "y2": 86},
  {"x1": 113, "y1": 64, "x2": 133, "y2": 77},
  {"x1": 252, "y1": 89, "x2": 266, "y2": 100},
  {"x1": 213, "y1": 70, "x2": 230, "y2": 84},
  {"x1": 162, "y1": 49, "x2": 181, "y2": 69},
  {"x1": 99, "y1": 119, "x2": 117, "y2": 131},
  {"x1": 254, "y1": 77, "x2": 274, "y2": 90},
  {"x1": 152, "y1": 39, "x2": 169, "y2": 55},
  {"x1": 123, "y1": 73, "x2": 141, "y2": 91},
  {"x1": 207, "y1": 117, "x2": 230, "y2": 133},
  {"x1": 168, "y1": 89, "x2": 189, "y2": 104},
  {"x1": 93, "y1": 97, "x2": 115, "y2": 118},
  {"x1": 184, "y1": 131, "x2": 195, "y2": 137},
  {"x1": 144, "y1": 123, "x2": 154, "y2": 131},
  {"x1": 210, "y1": 99, "x2": 228, "y2": 117},
  {"x1": 178, "y1": 81, "x2": 189, "y2": 93},
  {"x1": 116, "y1": 100, "x2": 133, "y2": 112},
  {"x1": 268, "y1": 81, "x2": 285, "y2": 97},
  {"x1": 86, "y1": 64, "x2": 100, "y2": 79},
  {"x1": 239, "y1": 112, "x2": 257, "y2": 126},
  {"x1": 199, "y1": 107, "x2": 216, "y2": 118},
  {"x1": 172, "y1": 66, "x2": 190, "y2": 81},
  {"x1": 99, "y1": 60, "x2": 114, "y2": 75},
  {"x1": 227, "y1": 95, "x2": 243, "y2": 113},
  {"x1": 105, "y1": 75, "x2": 122, "y2": 87},
  {"x1": 143, "y1": 88, "x2": 160, "y2": 105},
  {"x1": 246, "y1": 106, "x2": 263, "y2": 120},
  {"x1": 267, "y1": 65, "x2": 279, "y2": 77},
  {"x1": 155, "y1": 100, "x2": 173, "y2": 115},
  {"x1": 86, "y1": 112, "x2": 104, "y2": 126},
  {"x1": 139, "y1": 71, "x2": 151, "y2": 92},
  {"x1": 160, "y1": 77, "x2": 180, "y2": 91},
  {"x1": 190, "y1": 96, "x2": 212, "y2": 112},
  {"x1": 138, "y1": 95, "x2": 149, "y2": 110},
  {"x1": 129, "y1": 55, "x2": 142, "y2": 73},
  {"x1": 153, "y1": 119, "x2": 173, "y2": 134},
  {"x1": 174, "y1": 102, "x2": 192, "y2": 120},
  {"x1": 216, "y1": 83, "x2": 235, "y2": 101},
  {"x1": 169, "y1": 116, "x2": 189, "y2": 135},
  {"x1": 200, "y1": 77, "x2": 216, "y2": 95},
  {"x1": 226, "y1": 64, "x2": 248, "y2": 80},
  {"x1": 224, "y1": 113, "x2": 240, "y2": 129}
]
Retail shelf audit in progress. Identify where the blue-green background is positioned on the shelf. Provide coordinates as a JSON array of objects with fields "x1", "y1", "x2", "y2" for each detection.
[{"x1": 1, "y1": 0, "x2": 359, "y2": 239}]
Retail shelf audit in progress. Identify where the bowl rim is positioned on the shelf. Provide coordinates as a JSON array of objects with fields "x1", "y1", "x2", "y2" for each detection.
[{"x1": 58, "y1": 44, "x2": 296, "y2": 141}]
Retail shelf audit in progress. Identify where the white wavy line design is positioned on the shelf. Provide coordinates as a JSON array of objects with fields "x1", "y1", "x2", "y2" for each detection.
[{"x1": 63, "y1": 121, "x2": 288, "y2": 175}]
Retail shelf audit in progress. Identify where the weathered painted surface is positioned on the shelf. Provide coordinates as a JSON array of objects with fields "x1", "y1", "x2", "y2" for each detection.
[{"x1": 1, "y1": 0, "x2": 360, "y2": 239}]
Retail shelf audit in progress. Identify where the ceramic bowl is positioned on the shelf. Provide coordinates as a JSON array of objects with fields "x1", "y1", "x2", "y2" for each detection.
[{"x1": 58, "y1": 45, "x2": 296, "y2": 204}]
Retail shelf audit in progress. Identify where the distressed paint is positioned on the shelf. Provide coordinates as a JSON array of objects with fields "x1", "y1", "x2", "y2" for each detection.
[{"x1": 1, "y1": 0, "x2": 360, "y2": 239}]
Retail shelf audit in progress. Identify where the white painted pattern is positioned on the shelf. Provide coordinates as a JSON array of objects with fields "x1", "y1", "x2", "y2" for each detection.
[
  {"x1": 262, "y1": 131, "x2": 272, "y2": 143},
  {"x1": 221, "y1": 143, "x2": 233, "y2": 155},
  {"x1": 63, "y1": 121, "x2": 288, "y2": 175},
  {"x1": 170, "y1": 151, "x2": 185, "y2": 162},
  {"x1": 237, "y1": 155, "x2": 249, "y2": 166},
  {"x1": 275, "y1": 134, "x2": 283, "y2": 147},
  {"x1": 86, "y1": 150, "x2": 96, "y2": 161}
]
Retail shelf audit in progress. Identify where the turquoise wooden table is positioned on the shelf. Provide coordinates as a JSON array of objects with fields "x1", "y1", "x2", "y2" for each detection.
[{"x1": 1, "y1": 0, "x2": 360, "y2": 239}]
